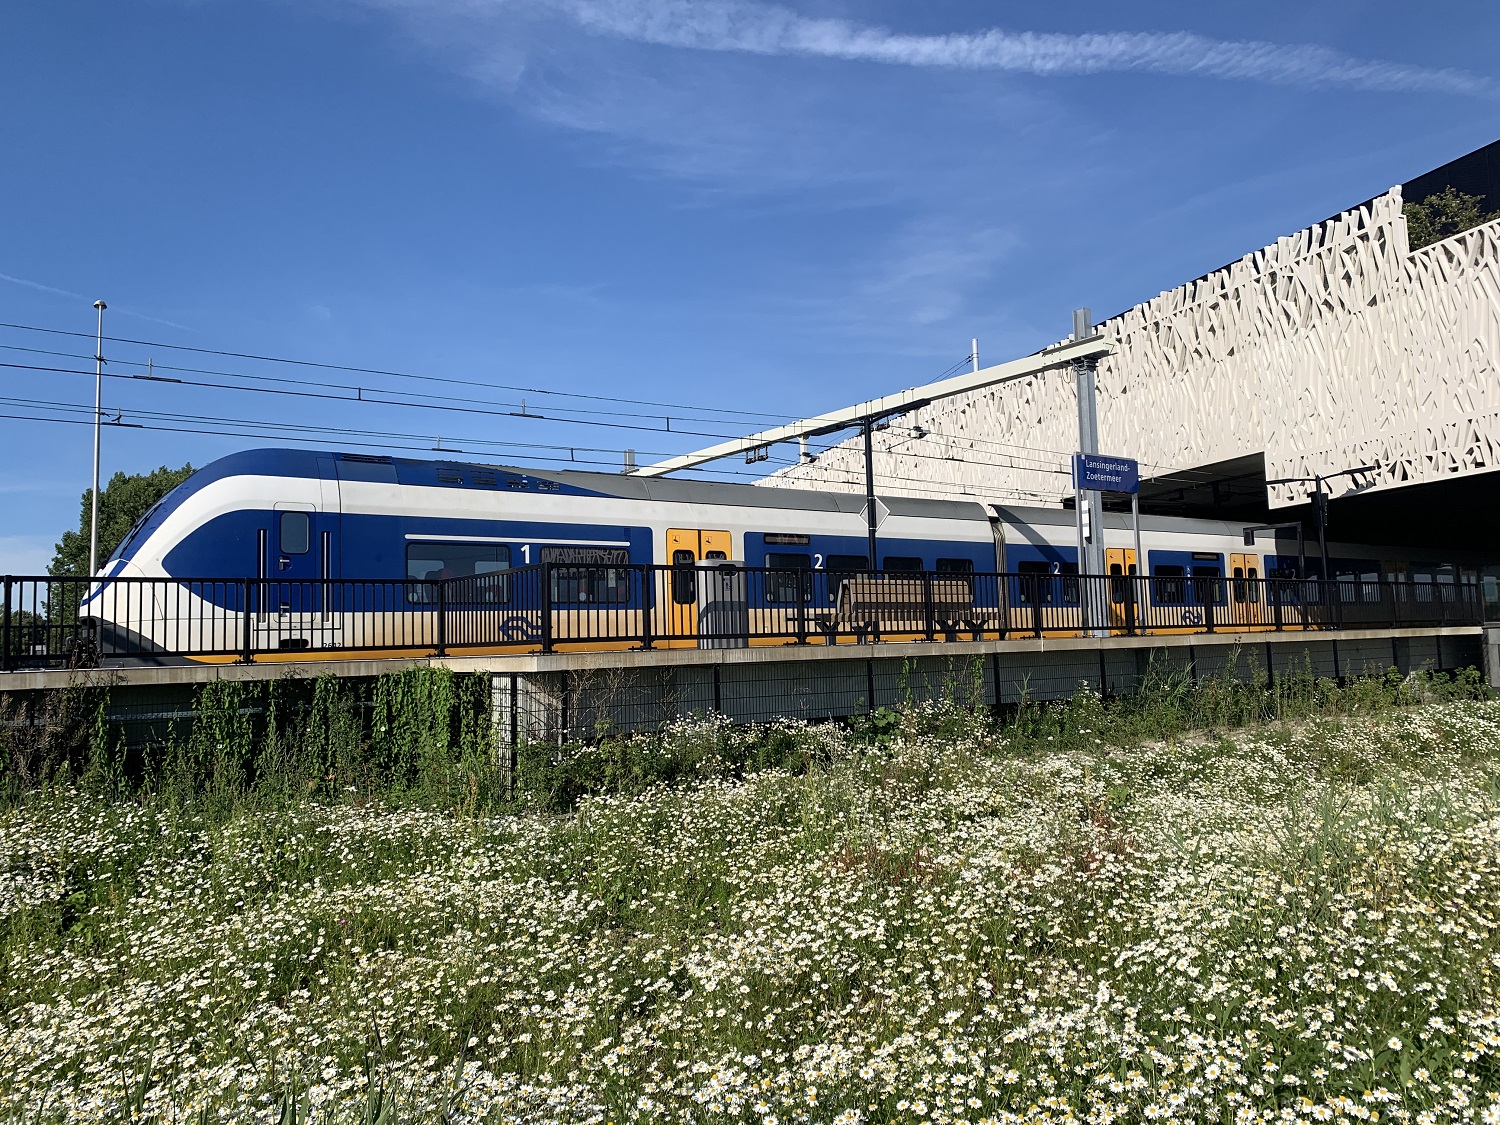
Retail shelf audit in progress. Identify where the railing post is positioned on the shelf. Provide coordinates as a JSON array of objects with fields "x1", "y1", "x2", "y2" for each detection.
[
  {"x1": 1204, "y1": 583, "x2": 1216, "y2": 634},
  {"x1": 639, "y1": 566, "x2": 654, "y2": 650},
  {"x1": 240, "y1": 578, "x2": 255, "y2": 664},
  {"x1": 1031, "y1": 594, "x2": 1043, "y2": 639},
  {"x1": 1, "y1": 576, "x2": 11, "y2": 672},
  {"x1": 922, "y1": 571, "x2": 935, "y2": 641},
  {"x1": 434, "y1": 579, "x2": 447, "y2": 657},
  {"x1": 540, "y1": 562, "x2": 554, "y2": 654}
]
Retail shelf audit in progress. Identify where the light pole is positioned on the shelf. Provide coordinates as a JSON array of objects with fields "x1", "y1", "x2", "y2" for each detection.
[
  {"x1": 1266, "y1": 464, "x2": 1377, "y2": 587},
  {"x1": 89, "y1": 300, "x2": 107, "y2": 577}
]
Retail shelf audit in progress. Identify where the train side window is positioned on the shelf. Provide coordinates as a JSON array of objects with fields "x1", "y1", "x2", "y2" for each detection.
[
  {"x1": 405, "y1": 541, "x2": 511, "y2": 604},
  {"x1": 883, "y1": 556, "x2": 922, "y2": 573},
  {"x1": 1153, "y1": 564, "x2": 1186, "y2": 605},
  {"x1": 824, "y1": 555, "x2": 870, "y2": 603},
  {"x1": 936, "y1": 557, "x2": 974, "y2": 595},
  {"x1": 1060, "y1": 562, "x2": 1080, "y2": 606},
  {"x1": 671, "y1": 549, "x2": 697, "y2": 604},
  {"x1": 765, "y1": 552, "x2": 811, "y2": 604},
  {"x1": 1191, "y1": 565, "x2": 1222, "y2": 606},
  {"x1": 1016, "y1": 560, "x2": 1047, "y2": 605},
  {"x1": 279, "y1": 511, "x2": 310, "y2": 555}
]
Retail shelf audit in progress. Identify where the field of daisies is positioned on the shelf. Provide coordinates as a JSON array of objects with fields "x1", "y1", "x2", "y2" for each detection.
[{"x1": 3, "y1": 672, "x2": 1500, "y2": 1124}]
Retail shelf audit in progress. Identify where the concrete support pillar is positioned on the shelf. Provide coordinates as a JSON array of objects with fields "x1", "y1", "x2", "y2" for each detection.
[
  {"x1": 491, "y1": 671, "x2": 567, "y2": 757},
  {"x1": 1483, "y1": 626, "x2": 1500, "y2": 688}
]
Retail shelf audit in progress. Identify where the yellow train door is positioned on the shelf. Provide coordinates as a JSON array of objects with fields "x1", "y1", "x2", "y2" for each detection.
[
  {"x1": 663, "y1": 528, "x2": 732, "y2": 646},
  {"x1": 1228, "y1": 552, "x2": 1265, "y2": 628},
  {"x1": 1105, "y1": 548, "x2": 1139, "y2": 632}
]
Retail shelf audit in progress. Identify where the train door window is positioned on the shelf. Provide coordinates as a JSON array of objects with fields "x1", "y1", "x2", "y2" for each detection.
[
  {"x1": 1191, "y1": 565, "x2": 1222, "y2": 606},
  {"x1": 705, "y1": 550, "x2": 727, "y2": 561},
  {"x1": 1153, "y1": 564, "x2": 1186, "y2": 605},
  {"x1": 671, "y1": 549, "x2": 697, "y2": 604},
  {"x1": 765, "y1": 552, "x2": 811, "y2": 603},
  {"x1": 936, "y1": 557, "x2": 974, "y2": 595},
  {"x1": 883, "y1": 556, "x2": 922, "y2": 573},
  {"x1": 279, "y1": 511, "x2": 310, "y2": 556},
  {"x1": 1231, "y1": 566, "x2": 1246, "y2": 603},
  {"x1": 1110, "y1": 562, "x2": 1126, "y2": 604},
  {"x1": 1246, "y1": 566, "x2": 1260, "y2": 603}
]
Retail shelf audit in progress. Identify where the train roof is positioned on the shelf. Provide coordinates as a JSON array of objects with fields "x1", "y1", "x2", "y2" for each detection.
[
  {"x1": 164, "y1": 447, "x2": 1256, "y2": 539},
  {"x1": 180, "y1": 447, "x2": 998, "y2": 522}
]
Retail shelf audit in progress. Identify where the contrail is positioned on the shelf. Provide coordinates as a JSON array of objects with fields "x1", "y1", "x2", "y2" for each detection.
[{"x1": 544, "y1": 0, "x2": 1492, "y2": 96}]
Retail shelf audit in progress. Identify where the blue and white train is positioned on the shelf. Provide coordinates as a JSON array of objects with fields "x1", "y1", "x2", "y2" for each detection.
[{"x1": 87, "y1": 447, "x2": 1482, "y2": 659}]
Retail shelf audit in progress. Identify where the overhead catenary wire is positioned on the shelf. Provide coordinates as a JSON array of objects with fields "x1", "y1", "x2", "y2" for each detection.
[
  {"x1": 0, "y1": 406, "x2": 1060, "y2": 500},
  {"x1": 0, "y1": 407, "x2": 794, "y2": 482},
  {"x1": 2, "y1": 323, "x2": 1100, "y2": 473},
  {"x1": 19, "y1": 345, "x2": 785, "y2": 430},
  {"x1": 0, "y1": 359, "x2": 759, "y2": 442},
  {"x1": 0, "y1": 322, "x2": 799, "y2": 423},
  {"x1": 4, "y1": 318, "x2": 1219, "y2": 494}
]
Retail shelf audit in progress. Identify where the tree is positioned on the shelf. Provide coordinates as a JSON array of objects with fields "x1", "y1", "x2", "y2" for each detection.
[
  {"x1": 49, "y1": 464, "x2": 196, "y2": 577},
  {"x1": 1403, "y1": 186, "x2": 1497, "y2": 251}
]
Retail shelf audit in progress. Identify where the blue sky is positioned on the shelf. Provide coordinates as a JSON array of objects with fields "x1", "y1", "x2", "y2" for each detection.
[{"x1": 2, "y1": 0, "x2": 1498, "y2": 572}]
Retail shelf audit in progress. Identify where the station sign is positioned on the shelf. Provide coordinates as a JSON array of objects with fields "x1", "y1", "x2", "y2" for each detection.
[{"x1": 1073, "y1": 452, "x2": 1140, "y2": 494}]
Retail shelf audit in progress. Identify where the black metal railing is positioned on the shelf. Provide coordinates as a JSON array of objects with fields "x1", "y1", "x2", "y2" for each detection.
[{"x1": 0, "y1": 567, "x2": 1483, "y2": 670}]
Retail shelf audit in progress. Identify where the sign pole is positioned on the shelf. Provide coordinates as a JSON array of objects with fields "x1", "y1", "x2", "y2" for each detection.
[
  {"x1": 1073, "y1": 310, "x2": 1108, "y2": 633},
  {"x1": 1073, "y1": 454, "x2": 1085, "y2": 588},
  {"x1": 863, "y1": 418, "x2": 878, "y2": 573},
  {"x1": 1131, "y1": 491, "x2": 1143, "y2": 578}
]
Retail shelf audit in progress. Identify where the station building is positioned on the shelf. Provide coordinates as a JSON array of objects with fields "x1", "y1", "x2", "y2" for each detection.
[{"x1": 770, "y1": 140, "x2": 1500, "y2": 555}]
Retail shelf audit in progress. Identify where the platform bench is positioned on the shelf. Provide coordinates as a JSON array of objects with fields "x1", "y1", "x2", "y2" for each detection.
[{"x1": 814, "y1": 576, "x2": 995, "y2": 642}]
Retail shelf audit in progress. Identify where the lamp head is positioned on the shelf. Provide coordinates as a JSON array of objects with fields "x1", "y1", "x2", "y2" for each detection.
[{"x1": 93, "y1": 300, "x2": 106, "y2": 311}]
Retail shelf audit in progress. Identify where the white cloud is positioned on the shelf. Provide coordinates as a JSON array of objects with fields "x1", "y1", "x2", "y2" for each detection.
[
  {"x1": 489, "y1": 0, "x2": 1492, "y2": 96},
  {"x1": 778, "y1": 220, "x2": 1020, "y2": 337},
  {"x1": 0, "y1": 270, "x2": 194, "y2": 332},
  {"x1": 0, "y1": 272, "x2": 85, "y2": 300}
]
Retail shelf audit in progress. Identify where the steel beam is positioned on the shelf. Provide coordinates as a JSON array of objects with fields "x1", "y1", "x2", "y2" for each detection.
[{"x1": 630, "y1": 335, "x2": 1114, "y2": 477}]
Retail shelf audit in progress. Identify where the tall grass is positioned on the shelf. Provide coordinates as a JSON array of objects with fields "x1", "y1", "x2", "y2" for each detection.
[{"x1": 0, "y1": 653, "x2": 1486, "y2": 817}]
